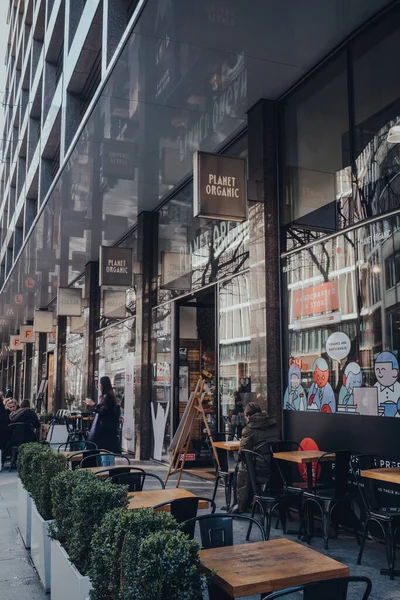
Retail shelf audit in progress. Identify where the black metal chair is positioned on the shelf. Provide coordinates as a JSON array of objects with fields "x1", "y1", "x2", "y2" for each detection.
[
  {"x1": 262, "y1": 576, "x2": 372, "y2": 600},
  {"x1": 351, "y1": 454, "x2": 400, "y2": 580},
  {"x1": 107, "y1": 470, "x2": 165, "y2": 491},
  {"x1": 8, "y1": 423, "x2": 37, "y2": 471},
  {"x1": 181, "y1": 513, "x2": 265, "y2": 547},
  {"x1": 206, "y1": 432, "x2": 238, "y2": 511},
  {"x1": 303, "y1": 450, "x2": 358, "y2": 550},
  {"x1": 57, "y1": 440, "x2": 97, "y2": 452},
  {"x1": 153, "y1": 497, "x2": 216, "y2": 536},
  {"x1": 80, "y1": 452, "x2": 130, "y2": 469},
  {"x1": 241, "y1": 448, "x2": 289, "y2": 541}
]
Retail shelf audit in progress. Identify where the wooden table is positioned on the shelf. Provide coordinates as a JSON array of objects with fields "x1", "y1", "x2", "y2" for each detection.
[
  {"x1": 273, "y1": 451, "x2": 335, "y2": 492},
  {"x1": 361, "y1": 467, "x2": 400, "y2": 485},
  {"x1": 200, "y1": 539, "x2": 349, "y2": 599},
  {"x1": 212, "y1": 440, "x2": 240, "y2": 452},
  {"x1": 59, "y1": 451, "x2": 83, "y2": 463},
  {"x1": 127, "y1": 488, "x2": 209, "y2": 511}
]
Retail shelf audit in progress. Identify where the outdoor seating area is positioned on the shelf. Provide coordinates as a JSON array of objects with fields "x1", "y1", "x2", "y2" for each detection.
[{"x1": 0, "y1": 437, "x2": 398, "y2": 600}]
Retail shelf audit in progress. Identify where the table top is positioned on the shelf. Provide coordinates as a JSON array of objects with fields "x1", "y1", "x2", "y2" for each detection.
[
  {"x1": 59, "y1": 451, "x2": 83, "y2": 461},
  {"x1": 212, "y1": 440, "x2": 241, "y2": 451},
  {"x1": 86, "y1": 464, "x2": 132, "y2": 475},
  {"x1": 273, "y1": 450, "x2": 335, "y2": 464},
  {"x1": 361, "y1": 467, "x2": 400, "y2": 485},
  {"x1": 127, "y1": 488, "x2": 209, "y2": 510},
  {"x1": 199, "y1": 539, "x2": 349, "y2": 597}
]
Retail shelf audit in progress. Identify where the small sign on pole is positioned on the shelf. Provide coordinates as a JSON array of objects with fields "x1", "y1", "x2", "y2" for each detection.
[{"x1": 99, "y1": 247, "x2": 133, "y2": 287}]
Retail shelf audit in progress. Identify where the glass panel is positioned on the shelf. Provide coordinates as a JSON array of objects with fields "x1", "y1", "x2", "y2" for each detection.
[
  {"x1": 219, "y1": 273, "x2": 251, "y2": 435},
  {"x1": 282, "y1": 214, "x2": 400, "y2": 418},
  {"x1": 281, "y1": 52, "x2": 350, "y2": 241},
  {"x1": 64, "y1": 333, "x2": 85, "y2": 410},
  {"x1": 151, "y1": 306, "x2": 172, "y2": 461}
]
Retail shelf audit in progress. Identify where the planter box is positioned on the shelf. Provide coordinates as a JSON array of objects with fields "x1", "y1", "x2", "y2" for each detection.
[
  {"x1": 17, "y1": 478, "x2": 31, "y2": 549},
  {"x1": 31, "y1": 501, "x2": 52, "y2": 591},
  {"x1": 51, "y1": 539, "x2": 92, "y2": 600}
]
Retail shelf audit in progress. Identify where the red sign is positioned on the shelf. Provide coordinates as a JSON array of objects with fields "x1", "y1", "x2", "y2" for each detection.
[
  {"x1": 293, "y1": 281, "x2": 339, "y2": 319},
  {"x1": 180, "y1": 454, "x2": 196, "y2": 461}
]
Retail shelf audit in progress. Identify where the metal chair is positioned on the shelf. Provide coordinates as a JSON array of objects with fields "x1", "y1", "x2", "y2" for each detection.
[
  {"x1": 107, "y1": 470, "x2": 165, "y2": 491},
  {"x1": 303, "y1": 451, "x2": 358, "y2": 550},
  {"x1": 153, "y1": 496, "x2": 216, "y2": 536},
  {"x1": 241, "y1": 448, "x2": 289, "y2": 541},
  {"x1": 352, "y1": 454, "x2": 400, "y2": 580},
  {"x1": 262, "y1": 576, "x2": 372, "y2": 600},
  {"x1": 57, "y1": 440, "x2": 97, "y2": 452},
  {"x1": 206, "y1": 432, "x2": 238, "y2": 511},
  {"x1": 80, "y1": 452, "x2": 130, "y2": 469},
  {"x1": 181, "y1": 513, "x2": 265, "y2": 547}
]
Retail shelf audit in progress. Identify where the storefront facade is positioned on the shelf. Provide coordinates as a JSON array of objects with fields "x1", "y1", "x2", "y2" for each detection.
[{"x1": 0, "y1": 0, "x2": 399, "y2": 462}]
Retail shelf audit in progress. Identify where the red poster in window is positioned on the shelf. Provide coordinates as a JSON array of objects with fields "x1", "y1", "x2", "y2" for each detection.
[{"x1": 293, "y1": 281, "x2": 339, "y2": 319}]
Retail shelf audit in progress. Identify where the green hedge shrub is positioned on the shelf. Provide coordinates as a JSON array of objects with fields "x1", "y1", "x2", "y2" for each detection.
[
  {"x1": 55, "y1": 472, "x2": 128, "y2": 575},
  {"x1": 50, "y1": 469, "x2": 95, "y2": 545},
  {"x1": 17, "y1": 442, "x2": 49, "y2": 492},
  {"x1": 121, "y1": 530, "x2": 203, "y2": 600},
  {"x1": 89, "y1": 508, "x2": 179, "y2": 600},
  {"x1": 29, "y1": 451, "x2": 67, "y2": 520}
]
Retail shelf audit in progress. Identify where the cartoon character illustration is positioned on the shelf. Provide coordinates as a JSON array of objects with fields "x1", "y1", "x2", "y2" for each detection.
[
  {"x1": 284, "y1": 363, "x2": 307, "y2": 411},
  {"x1": 338, "y1": 362, "x2": 363, "y2": 405},
  {"x1": 307, "y1": 358, "x2": 336, "y2": 413},
  {"x1": 374, "y1": 351, "x2": 400, "y2": 417}
]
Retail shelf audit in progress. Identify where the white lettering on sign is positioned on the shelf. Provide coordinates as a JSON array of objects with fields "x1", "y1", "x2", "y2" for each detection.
[
  {"x1": 106, "y1": 259, "x2": 129, "y2": 275},
  {"x1": 205, "y1": 173, "x2": 240, "y2": 198}
]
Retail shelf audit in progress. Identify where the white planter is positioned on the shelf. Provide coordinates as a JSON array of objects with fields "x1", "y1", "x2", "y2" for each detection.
[
  {"x1": 51, "y1": 539, "x2": 92, "y2": 600},
  {"x1": 31, "y1": 501, "x2": 52, "y2": 591},
  {"x1": 17, "y1": 478, "x2": 31, "y2": 549}
]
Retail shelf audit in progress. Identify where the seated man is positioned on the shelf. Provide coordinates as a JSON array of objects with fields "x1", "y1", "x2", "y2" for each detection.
[{"x1": 231, "y1": 402, "x2": 280, "y2": 513}]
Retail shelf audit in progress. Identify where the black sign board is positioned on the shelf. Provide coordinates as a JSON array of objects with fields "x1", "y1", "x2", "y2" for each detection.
[
  {"x1": 100, "y1": 247, "x2": 133, "y2": 288},
  {"x1": 193, "y1": 151, "x2": 247, "y2": 221},
  {"x1": 102, "y1": 139, "x2": 136, "y2": 181}
]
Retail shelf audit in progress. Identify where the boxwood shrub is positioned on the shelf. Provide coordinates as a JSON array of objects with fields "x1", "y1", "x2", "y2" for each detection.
[
  {"x1": 17, "y1": 442, "x2": 49, "y2": 492},
  {"x1": 30, "y1": 451, "x2": 67, "y2": 520},
  {"x1": 89, "y1": 508, "x2": 179, "y2": 600}
]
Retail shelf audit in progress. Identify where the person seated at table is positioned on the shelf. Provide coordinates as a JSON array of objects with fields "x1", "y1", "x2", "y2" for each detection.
[
  {"x1": 8, "y1": 399, "x2": 40, "y2": 432},
  {"x1": 5, "y1": 398, "x2": 19, "y2": 422},
  {"x1": 84, "y1": 376, "x2": 121, "y2": 453},
  {"x1": 231, "y1": 402, "x2": 280, "y2": 513}
]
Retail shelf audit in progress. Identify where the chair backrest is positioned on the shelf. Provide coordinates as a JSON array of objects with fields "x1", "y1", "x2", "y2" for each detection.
[
  {"x1": 181, "y1": 513, "x2": 266, "y2": 548},
  {"x1": 206, "y1": 432, "x2": 235, "y2": 473},
  {"x1": 311, "y1": 450, "x2": 353, "y2": 496},
  {"x1": 107, "y1": 471, "x2": 165, "y2": 492},
  {"x1": 270, "y1": 441, "x2": 304, "y2": 489},
  {"x1": 58, "y1": 440, "x2": 98, "y2": 452},
  {"x1": 351, "y1": 454, "x2": 386, "y2": 512},
  {"x1": 261, "y1": 576, "x2": 372, "y2": 600},
  {"x1": 153, "y1": 497, "x2": 216, "y2": 535},
  {"x1": 79, "y1": 450, "x2": 113, "y2": 468},
  {"x1": 8, "y1": 423, "x2": 36, "y2": 446},
  {"x1": 242, "y1": 448, "x2": 281, "y2": 496}
]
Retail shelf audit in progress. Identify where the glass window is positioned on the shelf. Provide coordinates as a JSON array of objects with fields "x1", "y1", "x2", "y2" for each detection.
[{"x1": 281, "y1": 52, "x2": 350, "y2": 239}]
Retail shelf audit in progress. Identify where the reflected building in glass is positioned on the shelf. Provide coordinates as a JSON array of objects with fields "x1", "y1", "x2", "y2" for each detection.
[{"x1": 0, "y1": 0, "x2": 400, "y2": 462}]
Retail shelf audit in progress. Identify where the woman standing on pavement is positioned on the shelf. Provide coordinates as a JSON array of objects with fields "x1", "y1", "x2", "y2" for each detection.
[{"x1": 84, "y1": 376, "x2": 121, "y2": 453}]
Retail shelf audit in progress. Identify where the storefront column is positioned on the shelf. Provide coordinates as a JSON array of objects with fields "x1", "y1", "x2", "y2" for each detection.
[
  {"x1": 23, "y1": 342, "x2": 33, "y2": 401},
  {"x1": 13, "y1": 350, "x2": 22, "y2": 401},
  {"x1": 247, "y1": 99, "x2": 282, "y2": 429},
  {"x1": 134, "y1": 212, "x2": 154, "y2": 460},
  {"x1": 84, "y1": 261, "x2": 100, "y2": 401},
  {"x1": 54, "y1": 317, "x2": 67, "y2": 412}
]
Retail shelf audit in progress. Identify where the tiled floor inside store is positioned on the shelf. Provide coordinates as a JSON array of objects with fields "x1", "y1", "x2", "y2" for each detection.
[{"x1": 0, "y1": 461, "x2": 399, "y2": 599}]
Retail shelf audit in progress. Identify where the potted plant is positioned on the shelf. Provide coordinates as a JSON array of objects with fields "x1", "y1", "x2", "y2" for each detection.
[
  {"x1": 16, "y1": 443, "x2": 49, "y2": 549},
  {"x1": 120, "y1": 529, "x2": 204, "y2": 600},
  {"x1": 28, "y1": 450, "x2": 67, "y2": 591},
  {"x1": 89, "y1": 507, "x2": 179, "y2": 600},
  {"x1": 50, "y1": 470, "x2": 128, "y2": 600}
]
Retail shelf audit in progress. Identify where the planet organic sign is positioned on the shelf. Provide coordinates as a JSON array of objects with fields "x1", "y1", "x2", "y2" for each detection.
[
  {"x1": 100, "y1": 247, "x2": 133, "y2": 288},
  {"x1": 193, "y1": 151, "x2": 247, "y2": 221}
]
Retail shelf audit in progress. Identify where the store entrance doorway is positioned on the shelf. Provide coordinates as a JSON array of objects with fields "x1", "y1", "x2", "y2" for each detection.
[{"x1": 174, "y1": 287, "x2": 217, "y2": 468}]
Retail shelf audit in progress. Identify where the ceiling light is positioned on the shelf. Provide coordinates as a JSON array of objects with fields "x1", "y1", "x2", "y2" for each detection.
[{"x1": 387, "y1": 124, "x2": 400, "y2": 144}]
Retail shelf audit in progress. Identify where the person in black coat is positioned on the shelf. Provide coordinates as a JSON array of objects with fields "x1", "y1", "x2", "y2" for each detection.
[
  {"x1": 85, "y1": 376, "x2": 121, "y2": 453},
  {"x1": 0, "y1": 400, "x2": 8, "y2": 465},
  {"x1": 9, "y1": 400, "x2": 41, "y2": 431}
]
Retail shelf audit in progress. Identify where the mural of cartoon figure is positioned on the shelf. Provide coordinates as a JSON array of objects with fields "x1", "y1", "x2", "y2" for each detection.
[
  {"x1": 338, "y1": 362, "x2": 363, "y2": 405},
  {"x1": 307, "y1": 358, "x2": 336, "y2": 413},
  {"x1": 374, "y1": 351, "x2": 400, "y2": 417},
  {"x1": 284, "y1": 364, "x2": 307, "y2": 411}
]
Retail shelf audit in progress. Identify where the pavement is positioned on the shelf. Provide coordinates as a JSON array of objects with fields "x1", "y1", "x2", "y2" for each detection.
[{"x1": 0, "y1": 461, "x2": 399, "y2": 599}]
